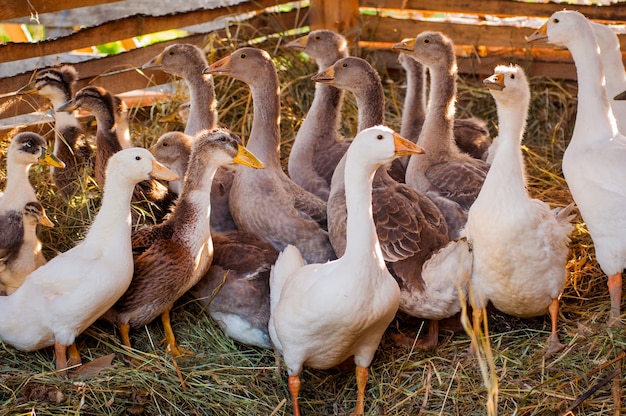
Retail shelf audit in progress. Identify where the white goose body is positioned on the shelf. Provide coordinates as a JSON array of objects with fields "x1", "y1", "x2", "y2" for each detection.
[
  {"x1": 0, "y1": 149, "x2": 176, "y2": 369},
  {"x1": 269, "y1": 126, "x2": 415, "y2": 416},
  {"x1": 529, "y1": 10, "x2": 626, "y2": 323},
  {"x1": 463, "y1": 66, "x2": 574, "y2": 354}
]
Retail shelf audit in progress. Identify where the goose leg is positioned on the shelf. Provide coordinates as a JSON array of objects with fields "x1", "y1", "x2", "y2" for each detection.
[
  {"x1": 67, "y1": 342, "x2": 82, "y2": 367},
  {"x1": 545, "y1": 298, "x2": 564, "y2": 355},
  {"x1": 161, "y1": 308, "x2": 192, "y2": 356},
  {"x1": 351, "y1": 365, "x2": 368, "y2": 415},
  {"x1": 608, "y1": 272, "x2": 623, "y2": 326},
  {"x1": 416, "y1": 320, "x2": 440, "y2": 349},
  {"x1": 288, "y1": 375, "x2": 302, "y2": 416},
  {"x1": 54, "y1": 342, "x2": 68, "y2": 372}
]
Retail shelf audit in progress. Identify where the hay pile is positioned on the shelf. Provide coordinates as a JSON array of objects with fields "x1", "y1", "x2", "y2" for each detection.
[{"x1": 0, "y1": 25, "x2": 624, "y2": 416}]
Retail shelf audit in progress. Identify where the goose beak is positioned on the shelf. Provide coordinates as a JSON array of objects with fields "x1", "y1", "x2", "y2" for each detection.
[
  {"x1": 232, "y1": 144, "x2": 265, "y2": 169},
  {"x1": 142, "y1": 52, "x2": 163, "y2": 69},
  {"x1": 56, "y1": 98, "x2": 78, "y2": 113},
  {"x1": 39, "y1": 210, "x2": 54, "y2": 227},
  {"x1": 392, "y1": 38, "x2": 416, "y2": 54},
  {"x1": 286, "y1": 35, "x2": 309, "y2": 50},
  {"x1": 204, "y1": 56, "x2": 231, "y2": 75},
  {"x1": 15, "y1": 82, "x2": 38, "y2": 95},
  {"x1": 614, "y1": 90, "x2": 626, "y2": 101},
  {"x1": 311, "y1": 66, "x2": 335, "y2": 83},
  {"x1": 526, "y1": 23, "x2": 548, "y2": 43},
  {"x1": 483, "y1": 73, "x2": 505, "y2": 91},
  {"x1": 150, "y1": 160, "x2": 179, "y2": 181},
  {"x1": 393, "y1": 132, "x2": 425, "y2": 157},
  {"x1": 39, "y1": 147, "x2": 66, "y2": 168}
]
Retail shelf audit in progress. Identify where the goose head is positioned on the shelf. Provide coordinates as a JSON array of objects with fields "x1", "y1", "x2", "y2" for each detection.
[
  {"x1": 393, "y1": 31, "x2": 456, "y2": 71},
  {"x1": 483, "y1": 64, "x2": 530, "y2": 106},
  {"x1": 150, "y1": 131, "x2": 193, "y2": 169},
  {"x1": 23, "y1": 201, "x2": 54, "y2": 229},
  {"x1": 17, "y1": 65, "x2": 78, "y2": 104},
  {"x1": 106, "y1": 147, "x2": 179, "y2": 185},
  {"x1": 286, "y1": 29, "x2": 349, "y2": 68},
  {"x1": 142, "y1": 43, "x2": 209, "y2": 78},
  {"x1": 192, "y1": 128, "x2": 264, "y2": 169},
  {"x1": 57, "y1": 86, "x2": 115, "y2": 118},
  {"x1": 7, "y1": 132, "x2": 65, "y2": 168},
  {"x1": 350, "y1": 125, "x2": 425, "y2": 169},
  {"x1": 311, "y1": 56, "x2": 381, "y2": 96},
  {"x1": 526, "y1": 10, "x2": 587, "y2": 47},
  {"x1": 203, "y1": 47, "x2": 274, "y2": 87}
]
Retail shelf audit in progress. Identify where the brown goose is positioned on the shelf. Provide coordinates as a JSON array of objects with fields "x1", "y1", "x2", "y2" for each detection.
[
  {"x1": 397, "y1": 53, "x2": 491, "y2": 162},
  {"x1": 18, "y1": 66, "x2": 92, "y2": 199},
  {"x1": 0, "y1": 201, "x2": 52, "y2": 295},
  {"x1": 394, "y1": 32, "x2": 490, "y2": 240},
  {"x1": 58, "y1": 86, "x2": 176, "y2": 224},
  {"x1": 204, "y1": 47, "x2": 336, "y2": 264},
  {"x1": 144, "y1": 43, "x2": 240, "y2": 232},
  {"x1": 103, "y1": 128, "x2": 264, "y2": 356},
  {"x1": 150, "y1": 131, "x2": 192, "y2": 196},
  {"x1": 285, "y1": 29, "x2": 350, "y2": 201},
  {"x1": 313, "y1": 56, "x2": 470, "y2": 348}
]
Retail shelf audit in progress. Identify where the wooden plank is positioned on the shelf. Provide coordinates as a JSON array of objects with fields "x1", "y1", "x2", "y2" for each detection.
[
  {"x1": 0, "y1": 0, "x2": 286, "y2": 64},
  {"x1": 0, "y1": 0, "x2": 125, "y2": 20},
  {"x1": 309, "y1": 0, "x2": 360, "y2": 39},
  {"x1": 358, "y1": 0, "x2": 626, "y2": 22}
]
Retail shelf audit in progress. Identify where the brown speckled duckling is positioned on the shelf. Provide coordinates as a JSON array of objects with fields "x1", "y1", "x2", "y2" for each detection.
[
  {"x1": 103, "y1": 128, "x2": 264, "y2": 356},
  {"x1": 0, "y1": 201, "x2": 53, "y2": 295}
]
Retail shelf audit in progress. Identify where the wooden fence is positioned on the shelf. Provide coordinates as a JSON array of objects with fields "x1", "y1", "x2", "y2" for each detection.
[{"x1": 1, "y1": 0, "x2": 626, "y2": 132}]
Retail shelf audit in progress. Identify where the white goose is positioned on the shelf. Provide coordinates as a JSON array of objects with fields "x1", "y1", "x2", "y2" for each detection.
[
  {"x1": 529, "y1": 10, "x2": 626, "y2": 325},
  {"x1": 269, "y1": 125, "x2": 421, "y2": 416},
  {"x1": 0, "y1": 148, "x2": 177, "y2": 371},
  {"x1": 463, "y1": 65, "x2": 575, "y2": 355}
]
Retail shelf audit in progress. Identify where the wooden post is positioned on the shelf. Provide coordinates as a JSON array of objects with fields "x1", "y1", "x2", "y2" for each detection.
[{"x1": 309, "y1": 0, "x2": 360, "y2": 40}]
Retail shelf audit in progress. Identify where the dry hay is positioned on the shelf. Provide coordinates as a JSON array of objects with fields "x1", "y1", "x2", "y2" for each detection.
[{"x1": 0, "y1": 22, "x2": 624, "y2": 416}]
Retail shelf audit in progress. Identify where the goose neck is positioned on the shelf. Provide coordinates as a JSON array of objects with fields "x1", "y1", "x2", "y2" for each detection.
[
  {"x1": 353, "y1": 83, "x2": 384, "y2": 133},
  {"x1": 248, "y1": 83, "x2": 282, "y2": 169},
  {"x1": 419, "y1": 63, "x2": 455, "y2": 152},
  {"x1": 185, "y1": 74, "x2": 218, "y2": 135}
]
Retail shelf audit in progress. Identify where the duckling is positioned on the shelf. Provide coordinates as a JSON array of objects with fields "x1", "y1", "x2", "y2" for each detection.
[
  {"x1": 150, "y1": 131, "x2": 192, "y2": 196},
  {"x1": 397, "y1": 53, "x2": 491, "y2": 162},
  {"x1": 528, "y1": 10, "x2": 626, "y2": 325},
  {"x1": 144, "y1": 43, "x2": 239, "y2": 232},
  {"x1": 0, "y1": 148, "x2": 177, "y2": 372},
  {"x1": 313, "y1": 56, "x2": 470, "y2": 348},
  {"x1": 0, "y1": 201, "x2": 53, "y2": 295},
  {"x1": 269, "y1": 126, "x2": 422, "y2": 416},
  {"x1": 463, "y1": 65, "x2": 575, "y2": 355},
  {"x1": 204, "y1": 47, "x2": 336, "y2": 264},
  {"x1": 285, "y1": 29, "x2": 350, "y2": 201},
  {"x1": 103, "y1": 128, "x2": 264, "y2": 357},
  {"x1": 394, "y1": 32, "x2": 490, "y2": 239},
  {"x1": 17, "y1": 66, "x2": 92, "y2": 199},
  {"x1": 1, "y1": 133, "x2": 64, "y2": 269},
  {"x1": 58, "y1": 86, "x2": 176, "y2": 224},
  {"x1": 189, "y1": 228, "x2": 278, "y2": 349}
]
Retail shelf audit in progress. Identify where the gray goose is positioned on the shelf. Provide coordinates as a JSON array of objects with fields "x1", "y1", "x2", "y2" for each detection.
[
  {"x1": 205, "y1": 47, "x2": 336, "y2": 264},
  {"x1": 18, "y1": 66, "x2": 92, "y2": 199},
  {"x1": 144, "y1": 43, "x2": 240, "y2": 232},
  {"x1": 0, "y1": 201, "x2": 52, "y2": 295},
  {"x1": 397, "y1": 53, "x2": 491, "y2": 162},
  {"x1": 285, "y1": 29, "x2": 350, "y2": 201},
  {"x1": 103, "y1": 128, "x2": 263, "y2": 356},
  {"x1": 58, "y1": 86, "x2": 176, "y2": 224},
  {"x1": 394, "y1": 32, "x2": 490, "y2": 240},
  {"x1": 314, "y1": 56, "x2": 470, "y2": 348}
]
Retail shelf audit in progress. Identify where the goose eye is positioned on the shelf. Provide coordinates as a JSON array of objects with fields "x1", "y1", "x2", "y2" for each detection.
[
  {"x1": 162, "y1": 142, "x2": 168, "y2": 147},
  {"x1": 25, "y1": 140, "x2": 33, "y2": 148},
  {"x1": 510, "y1": 74, "x2": 515, "y2": 79},
  {"x1": 553, "y1": 18, "x2": 559, "y2": 23},
  {"x1": 314, "y1": 35, "x2": 320, "y2": 40},
  {"x1": 424, "y1": 38, "x2": 430, "y2": 44},
  {"x1": 135, "y1": 156, "x2": 141, "y2": 161},
  {"x1": 376, "y1": 134, "x2": 384, "y2": 140},
  {"x1": 220, "y1": 136, "x2": 226, "y2": 142},
  {"x1": 168, "y1": 50, "x2": 175, "y2": 56},
  {"x1": 240, "y1": 53, "x2": 247, "y2": 59},
  {"x1": 342, "y1": 62, "x2": 348, "y2": 68}
]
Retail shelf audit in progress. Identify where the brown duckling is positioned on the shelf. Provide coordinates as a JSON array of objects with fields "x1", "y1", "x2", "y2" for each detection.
[
  {"x1": 0, "y1": 201, "x2": 53, "y2": 295},
  {"x1": 204, "y1": 47, "x2": 336, "y2": 264},
  {"x1": 18, "y1": 66, "x2": 92, "y2": 199},
  {"x1": 103, "y1": 128, "x2": 264, "y2": 356},
  {"x1": 58, "y1": 86, "x2": 176, "y2": 224}
]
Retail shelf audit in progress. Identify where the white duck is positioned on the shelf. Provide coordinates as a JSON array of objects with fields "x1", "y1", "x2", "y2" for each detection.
[
  {"x1": 463, "y1": 65, "x2": 575, "y2": 355},
  {"x1": 528, "y1": 10, "x2": 626, "y2": 325},
  {"x1": 269, "y1": 126, "x2": 422, "y2": 416},
  {"x1": 0, "y1": 148, "x2": 177, "y2": 371},
  {"x1": 0, "y1": 201, "x2": 53, "y2": 295}
]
